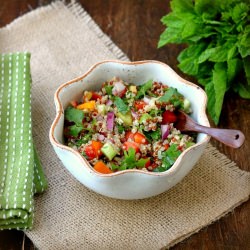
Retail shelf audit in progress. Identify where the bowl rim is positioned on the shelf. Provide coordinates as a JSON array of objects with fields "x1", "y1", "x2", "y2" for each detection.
[{"x1": 49, "y1": 60, "x2": 210, "y2": 177}]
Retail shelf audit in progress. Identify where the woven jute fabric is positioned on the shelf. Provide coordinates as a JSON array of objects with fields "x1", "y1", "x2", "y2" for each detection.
[{"x1": 0, "y1": 1, "x2": 249, "y2": 249}]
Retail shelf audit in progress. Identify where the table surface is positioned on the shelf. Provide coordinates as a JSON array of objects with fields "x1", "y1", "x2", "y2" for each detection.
[{"x1": 0, "y1": 0, "x2": 249, "y2": 249}]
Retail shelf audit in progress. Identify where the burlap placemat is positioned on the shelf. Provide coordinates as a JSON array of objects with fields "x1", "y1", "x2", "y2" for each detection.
[{"x1": 0, "y1": 1, "x2": 249, "y2": 249}]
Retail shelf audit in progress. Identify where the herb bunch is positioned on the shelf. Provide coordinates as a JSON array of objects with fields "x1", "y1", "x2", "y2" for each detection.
[{"x1": 158, "y1": 0, "x2": 250, "y2": 124}]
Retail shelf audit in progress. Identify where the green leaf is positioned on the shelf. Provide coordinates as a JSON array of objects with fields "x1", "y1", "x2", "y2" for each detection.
[
  {"x1": 68, "y1": 124, "x2": 84, "y2": 137},
  {"x1": 104, "y1": 85, "x2": 113, "y2": 95},
  {"x1": 238, "y1": 25, "x2": 250, "y2": 58},
  {"x1": 232, "y1": 3, "x2": 249, "y2": 24},
  {"x1": 178, "y1": 43, "x2": 208, "y2": 75},
  {"x1": 205, "y1": 81, "x2": 217, "y2": 124},
  {"x1": 206, "y1": 63, "x2": 227, "y2": 124},
  {"x1": 195, "y1": 0, "x2": 219, "y2": 16},
  {"x1": 158, "y1": 27, "x2": 183, "y2": 47},
  {"x1": 65, "y1": 106, "x2": 84, "y2": 125},
  {"x1": 144, "y1": 128, "x2": 161, "y2": 142},
  {"x1": 114, "y1": 96, "x2": 129, "y2": 114},
  {"x1": 237, "y1": 83, "x2": 250, "y2": 98},
  {"x1": 136, "y1": 158, "x2": 150, "y2": 168},
  {"x1": 161, "y1": 13, "x2": 184, "y2": 27},
  {"x1": 158, "y1": 87, "x2": 184, "y2": 108},
  {"x1": 243, "y1": 56, "x2": 250, "y2": 85},
  {"x1": 153, "y1": 144, "x2": 181, "y2": 172},
  {"x1": 158, "y1": 0, "x2": 250, "y2": 124},
  {"x1": 198, "y1": 45, "x2": 230, "y2": 63},
  {"x1": 170, "y1": 0, "x2": 194, "y2": 14},
  {"x1": 227, "y1": 58, "x2": 242, "y2": 84},
  {"x1": 227, "y1": 44, "x2": 238, "y2": 60},
  {"x1": 117, "y1": 124, "x2": 125, "y2": 133},
  {"x1": 136, "y1": 80, "x2": 153, "y2": 99},
  {"x1": 178, "y1": 57, "x2": 199, "y2": 75},
  {"x1": 118, "y1": 148, "x2": 148, "y2": 170}
]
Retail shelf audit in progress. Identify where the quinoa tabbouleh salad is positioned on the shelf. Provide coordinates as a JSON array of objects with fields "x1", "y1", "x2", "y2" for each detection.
[{"x1": 64, "y1": 77, "x2": 196, "y2": 174}]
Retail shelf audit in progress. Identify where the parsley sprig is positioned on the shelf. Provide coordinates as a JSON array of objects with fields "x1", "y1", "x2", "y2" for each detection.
[{"x1": 111, "y1": 148, "x2": 149, "y2": 171}]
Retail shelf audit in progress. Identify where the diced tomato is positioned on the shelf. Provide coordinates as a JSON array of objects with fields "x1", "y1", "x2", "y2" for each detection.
[
  {"x1": 125, "y1": 131, "x2": 135, "y2": 141},
  {"x1": 84, "y1": 144, "x2": 96, "y2": 160},
  {"x1": 144, "y1": 158, "x2": 151, "y2": 168},
  {"x1": 162, "y1": 110, "x2": 177, "y2": 124},
  {"x1": 84, "y1": 141, "x2": 103, "y2": 160},
  {"x1": 134, "y1": 132, "x2": 148, "y2": 144},
  {"x1": 164, "y1": 144, "x2": 169, "y2": 150},
  {"x1": 123, "y1": 141, "x2": 140, "y2": 153},
  {"x1": 134, "y1": 100, "x2": 146, "y2": 110},
  {"x1": 92, "y1": 140, "x2": 103, "y2": 158},
  {"x1": 91, "y1": 92, "x2": 102, "y2": 100},
  {"x1": 125, "y1": 131, "x2": 147, "y2": 145},
  {"x1": 94, "y1": 161, "x2": 113, "y2": 174},
  {"x1": 70, "y1": 100, "x2": 78, "y2": 108},
  {"x1": 117, "y1": 88, "x2": 127, "y2": 98},
  {"x1": 146, "y1": 162, "x2": 158, "y2": 171}
]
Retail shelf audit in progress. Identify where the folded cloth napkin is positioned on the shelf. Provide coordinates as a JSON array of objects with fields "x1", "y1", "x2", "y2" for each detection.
[{"x1": 0, "y1": 52, "x2": 47, "y2": 230}]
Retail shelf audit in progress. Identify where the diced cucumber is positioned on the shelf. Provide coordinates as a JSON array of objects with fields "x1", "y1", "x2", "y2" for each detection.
[
  {"x1": 97, "y1": 104, "x2": 107, "y2": 115},
  {"x1": 186, "y1": 141, "x2": 195, "y2": 148},
  {"x1": 183, "y1": 98, "x2": 191, "y2": 112},
  {"x1": 101, "y1": 142, "x2": 118, "y2": 160},
  {"x1": 139, "y1": 113, "x2": 152, "y2": 124},
  {"x1": 117, "y1": 112, "x2": 133, "y2": 126}
]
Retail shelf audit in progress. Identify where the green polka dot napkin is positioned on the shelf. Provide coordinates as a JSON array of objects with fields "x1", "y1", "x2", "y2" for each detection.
[{"x1": 0, "y1": 52, "x2": 47, "y2": 230}]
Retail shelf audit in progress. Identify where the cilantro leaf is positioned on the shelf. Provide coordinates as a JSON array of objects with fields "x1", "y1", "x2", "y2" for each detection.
[
  {"x1": 114, "y1": 96, "x2": 129, "y2": 114},
  {"x1": 68, "y1": 124, "x2": 84, "y2": 137},
  {"x1": 65, "y1": 106, "x2": 84, "y2": 125},
  {"x1": 117, "y1": 148, "x2": 148, "y2": 170},
  {"x1": 136, "y1": 80, "x2": 153, "y2": 99}
]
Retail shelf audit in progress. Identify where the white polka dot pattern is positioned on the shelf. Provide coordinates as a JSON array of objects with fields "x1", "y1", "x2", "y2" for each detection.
[{"x1": 0, "y1": 53, "x2": 47, "y2": 230}]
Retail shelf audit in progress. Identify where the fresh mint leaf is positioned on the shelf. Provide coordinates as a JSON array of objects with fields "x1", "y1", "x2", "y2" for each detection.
[
  {"x1": 136, "y1": 80, "x2": 153, "y2": 99},
  {"x1": 212, "y1": 62, "x2": 227, "y2": 123},
  {"x1": 238, "y1": 25, "x2": 250, "y2": 58},
  {"x1": 158, "y1": 87, "x2": 183, "y2": 108},
  {"x1": 65, "y1": 106, "x2": 84, "y2": 125},
  {"x1": 243, "y1": 57, "x2": 250, "y2": 85},
  {"x1": 158, "y1": 87, "x2": 176, "y2": 102},
  {"x1": 158, "y1": 0, "x2": 250, "y2": 124},
  {"x1": 227, "y1": 58, "x2": 242, "y2": 83},
  {"x1": 237, "y1": 83, "x2": 250, "y2": 98},
  {"x1": 114, "y1": 96, "x2": 129, "y2": 114}
]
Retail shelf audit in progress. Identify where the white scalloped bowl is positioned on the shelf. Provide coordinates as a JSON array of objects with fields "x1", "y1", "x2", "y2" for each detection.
[{"x1": 49, "y1": 60, "x2": 210, "y2": 200}]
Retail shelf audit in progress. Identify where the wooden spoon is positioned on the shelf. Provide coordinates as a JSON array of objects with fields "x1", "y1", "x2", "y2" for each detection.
[{"x1": 175, "y1": 111, "x2": 245, "y2": 148}]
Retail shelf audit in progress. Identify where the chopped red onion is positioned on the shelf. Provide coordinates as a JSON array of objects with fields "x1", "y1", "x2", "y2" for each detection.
[
  {"x1": 107, "y1": 112, "x2": 115, "y2": 131},
  {"x1": 97, "y1": 134, "x2": 105, "y2": 141},
  {"x1": 106, "y1": 100, "x2": 113, "y2": 106},
  {"x1": 143, "y1": 96, "x2": 151, "y2": 104},
  {"x1": 131, "y1": 110, "x2": 138, "y2": 119},
  {"x1": 161, "y1": 124, "x2": 170, "y2": 140}
]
